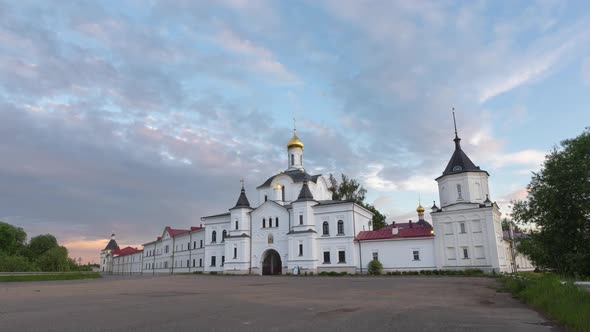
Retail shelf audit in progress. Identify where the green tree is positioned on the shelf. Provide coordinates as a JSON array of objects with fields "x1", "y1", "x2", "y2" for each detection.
[
  {"x1": 29, "y1": 234, "x2": 59, "y2": 259},
  {"x1": 328, "y1": 173, "x2": 367, "y2": 202},
  {"x1": 512, "y1": 128, "x2": 590, "y2": 277},
  {"x1": 36, "y1": 246, "x2": 71, "y2": 272},
  {"x1": 0, "y1": 255, "x2": 37, "y2": 272},
  {"x1": 328, "y1": 173, "x2": 386, "y2": 230},
  {"x1": 0, "y1": 222, "x2": 27, "y2": 256}
]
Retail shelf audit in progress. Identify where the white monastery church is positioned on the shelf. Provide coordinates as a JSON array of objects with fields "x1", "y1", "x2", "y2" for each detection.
[{"x1": 101, "y1": 123, "x2": 533, "y2": 275}]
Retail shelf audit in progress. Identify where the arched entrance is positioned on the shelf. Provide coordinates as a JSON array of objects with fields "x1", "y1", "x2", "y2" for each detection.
[{"x1": 262, "y1": 249, "x2": 282, "y2": 275}]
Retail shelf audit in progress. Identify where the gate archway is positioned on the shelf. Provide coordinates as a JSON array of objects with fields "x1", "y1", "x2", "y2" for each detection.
[{"x1": 262, "y1": 249, "x2": 282, "y2": 275}]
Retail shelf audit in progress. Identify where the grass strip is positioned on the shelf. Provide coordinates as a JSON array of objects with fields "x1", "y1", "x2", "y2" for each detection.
[
  {"x1": 499, "y1": 274, "x2": 590, "y2": 332},
  {"x1": 0, "y1": 273, "x2": 102, "y2": 282}
]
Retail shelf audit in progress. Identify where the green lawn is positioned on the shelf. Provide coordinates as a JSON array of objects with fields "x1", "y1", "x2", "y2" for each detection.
[
  {"x1": 0, "y1": 273, "x2": 102, "y2": 282},
  {"x1": 498, "y1": 274, "x2": 590, "y2": 332}
]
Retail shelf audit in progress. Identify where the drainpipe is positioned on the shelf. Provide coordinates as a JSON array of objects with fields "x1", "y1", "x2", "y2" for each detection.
[
  {"x1": 352, "y1": 203, "x2": 360, "y2": 274},
  {"x1": 152, "y1": 244, "x2": 156, "y2": 276},
  {"x1": 171, "y1": 236, "x2": 176, "y2": 275},
  {"x1": 189, "y1": 232, "x2": 192, "y2": 273},
  {"x1": 249, "y1": 212, "x2": 252, "y2": 275}
]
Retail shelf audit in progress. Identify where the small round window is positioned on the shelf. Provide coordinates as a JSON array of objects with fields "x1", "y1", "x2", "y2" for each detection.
[{"x1": 453, "y1": 166, "x2": 463, "y2": 171}]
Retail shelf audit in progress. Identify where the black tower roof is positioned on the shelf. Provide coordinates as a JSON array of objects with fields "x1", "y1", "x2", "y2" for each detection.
[
  {"x1": 438, "y1": 111, "x2": 488, "y2": 179},
  {"x1": 294, "y1": 176, "x2": 315, "y2": 202},
  {"x1": 231, "y1": 185, "x2": 251, "y2": 210},
  {"x1": 103, "y1": 235, "x2": 119, "y2": 251}
]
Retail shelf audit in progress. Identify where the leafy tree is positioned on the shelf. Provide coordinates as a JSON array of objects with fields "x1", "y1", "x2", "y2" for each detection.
[
  {"x1": 36, "y1": 246, "x2": 71, "y2": 272},
  {"x1": 0, "y1": 222, "x2": 27, "y2": 256},
  {"x1": 328, "y1": 174, "x2": 367, "y2": 202},
  {"x1": 512, "y1": 128, "x2": 590, "y2": 277},
  {"x1": 328, "y1": 173, "x2": 386, "y2": 230},
  {"x1": 501, "y1": 218, "x2": 522, "y2": 232},
  {"x1": 0, "y1": 255, "x2": 38, "y2": 272},
  {"x1": 367, "y1": 259, "x2": 383, "y2": 275},
  {"x1": 29, "y1": 234, "x2": 59, "y2": 259},
  {"x1": 362, "y1": 203, "x2": 387, "y2": 230}
]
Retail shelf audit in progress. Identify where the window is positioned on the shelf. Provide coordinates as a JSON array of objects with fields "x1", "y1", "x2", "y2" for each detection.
[
  {"x1": 264, "y1": 195, "x2": 268, "y2": 202},
  {"x1": 338, "y1": 250, "x2": 346, "y2": 263},
  {"x1": 211, "y1": 231, "x2": 217, "y2": 243},
  {"x1": 299, "y1": 155, "x2": 302, "y2": 165},
  {"x1": 337, "y1": 220, "x2": 344, "y2": 235},
  {"x1": 268, "y1": 233, "x2": 274, "y2": 244},
  {"x1": 269, "y1": 217, "x2": 273, "y2": 227},
  {"x1": 263, "y1": 218, "x2": 266, "y2": 228},
  {"x1": 299, "y1": 215, "x2": 303, "y2": 225},
  {"x1": 199, "y1": 258, "x2": 202, "y2": 267},
  {"x1": 200, "y1": 240, "x2": 203, "y2": 248},
  {"x1": 291, "y1": 154, "x2": 294, "y2": 166},
  {"x1": 211, "y1": 256, "x2": 216, "y2": 266},
  {"x1": 372, "y1": 252, "x2": 378, "y2": 261},
  {"x1": 457, "y1": 184, "x2": 463, "y2": 200},
  {"x1": 222, "y1": 230, "x2": 227, "y2": 242},
  {"x1": 276, "y1": 217, "x2": 279, "y2": 227},
  {"x1": 192, "y1": 259, "x2": 195, "y2": 267},
  {"x1": 281, "y1": 186, "x2": 285, "y2": 201},
  {"x1": 460, "y1": 223, "x2": 466, "y2": 233},
  {"x1": 413, "y1": 250, "x2": 420, "y2": 261},
  {"x1": 322, "y1": 221, "x2": 329, "y2": 236},
  {"x1": 193, "y1": 241, "x2": 196, "y2": 249},
  {"x1": 221, "y1": 256, "x2": 225, "y2": 266},
  {"x1": 462, "y1": 247, "x2": 469, "y2": 259},
  {"x1": 323, "y1": 251, "x2": 330, "y2": 264},
  {"x1": 233, "y1": 247, "x2": 237, "y2": 259},
  {"x1": 298, "y1": 244, "x2": 303, "y2": 256},
  {"x1": 235, "y1": 220, "x2": 239, "y2": 230},
  {"x1": 164, "y1": 261, "x2": 168, "y2": 268},
  {"x1": 165, "y1": 245, "x2": 169, "y2": 254}
]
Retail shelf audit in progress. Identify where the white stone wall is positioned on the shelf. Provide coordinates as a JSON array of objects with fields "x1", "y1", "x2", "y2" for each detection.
[
  {"x1": 357, "y1": 238, "x2": 436, "y2": 273},
  {"x1": 112, "y1": 251, "x2": 143, "y2": 274},
  {"x1": 437, "y1": 172, "x2": 490, "y2": 208}
]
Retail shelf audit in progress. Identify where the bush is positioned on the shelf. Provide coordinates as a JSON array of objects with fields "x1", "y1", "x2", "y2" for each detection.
[
  {"x1": 367, "y1": 260, "x2": 383, "y2": 275},
  {"x1": 0, "y1": 255, "x2": 38, "y2": 272}
]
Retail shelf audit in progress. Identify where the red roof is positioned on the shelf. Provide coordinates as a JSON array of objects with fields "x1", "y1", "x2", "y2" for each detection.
[
  {"x1": 165, "y1": 226, "x2": 203, "y2": 238},
  {"x1": 356, "y1": 226, "x2": 434, "y2": 241},
  {"x1": 113, "y1": 246, "x2": 143, "y2": 256}
]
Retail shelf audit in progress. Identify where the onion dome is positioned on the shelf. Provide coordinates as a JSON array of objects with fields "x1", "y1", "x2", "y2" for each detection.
[
  {"x1": 287, "y1": 129, "x2": 304, "y2": 150},
  {"x1": 416, "y1": 202, "x2": 425, "y2": 214}
]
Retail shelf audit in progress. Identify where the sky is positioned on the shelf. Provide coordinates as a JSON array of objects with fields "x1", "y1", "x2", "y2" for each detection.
[{"x1": 1, "y1": 0, "x2": 589, "y2": 263}]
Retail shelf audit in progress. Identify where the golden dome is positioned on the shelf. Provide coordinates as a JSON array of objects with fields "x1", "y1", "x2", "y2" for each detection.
[
  {"x1": 416, "y1": 202, "x2": 425, "y2": 214},
  {"x1": 273, "y1": 183, "x2": 282, "y2": 190},
  {"x1": 287, "y1": 130, "x2": 304, "y2": 150}
]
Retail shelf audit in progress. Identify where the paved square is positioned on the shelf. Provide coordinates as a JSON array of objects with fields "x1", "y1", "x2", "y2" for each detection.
[{"x1": 0, "y1": 275, "x2": 561, "y2": 331}]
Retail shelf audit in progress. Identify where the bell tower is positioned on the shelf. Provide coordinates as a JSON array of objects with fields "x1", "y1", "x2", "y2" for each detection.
[{"x1": 287, "y1": 119, "x2": 304, "y2": 171}]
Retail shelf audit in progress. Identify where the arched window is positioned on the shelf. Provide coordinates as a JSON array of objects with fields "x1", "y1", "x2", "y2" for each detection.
[
  {"x1": 269, "y1": 217, "x2": 273, "y2": 227},
  {"x1": 211, "y1": 230, "x2": 217, "y2": 243},
  {"x1": 264, "y1": 195, "x2": 268, "y2": 202},
  {"x1": 268, "y1": 233, "x2": 274, "y2": 244},
  {"x1": 337, "y1": 220, "x2": 344, "y2": 235},
  {"x1": 222, "y1": 230, "x2": 227, "y2": 242},
  {"x1": 276, "y1": 217, "x2": 279, "y2": 227},
  {"x1": 457, "y1": 184, "x2": 463, "y2": 200},
  {"x1": 291, "y1": 154, "x2": 294, "y2": 166},
  {"x1": 235, "y1": 220, "x2": 238, "y2": 230},
  {"x1": 263, "y1": 218, "x2": 266, "y2": 228},
  {"x1": 300, "y1": 155, "x2": 302, "y2": 165},
  {"x1": 281, "y1": 186, "x2": 285, "y2": 201},
  {"x1": 299, "y1": 215, "x2": 303, "y2": 225},
  {"x1": 322, "y1": 221, "x2": 329, "y2": 235}
]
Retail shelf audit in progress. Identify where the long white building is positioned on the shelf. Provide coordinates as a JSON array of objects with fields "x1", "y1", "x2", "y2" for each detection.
[{"x1": 100, "y1": 124, "x2": 532, "y2": 275}]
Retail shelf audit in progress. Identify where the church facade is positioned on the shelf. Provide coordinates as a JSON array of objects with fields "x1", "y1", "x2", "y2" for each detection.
[{"x1": 100, "y1": 125, "x2": 533, "y2": 275}]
